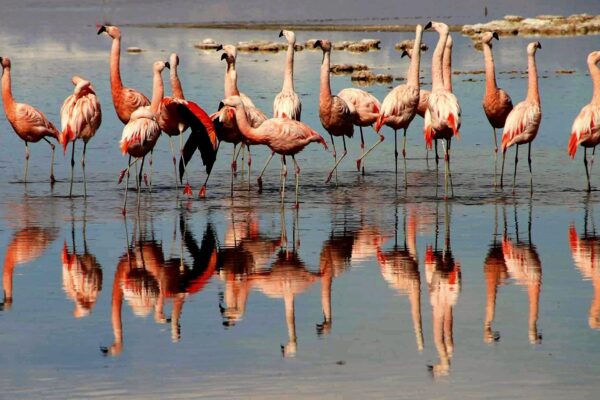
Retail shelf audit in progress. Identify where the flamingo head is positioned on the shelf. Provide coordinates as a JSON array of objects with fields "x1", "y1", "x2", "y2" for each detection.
[
  {"x1": 218, "y1": 44, "x2": 237, "y2": 65},
  {"x1": 153, "y1": 60, "x2": 169, "y2": 74},
  {"x1": 587, "y1": 51, "x2": 600, "y2": 66},
  {"x1": 424, "y1": 21, "x2": 433, "y2": 30},
  {"x1": 169, "y1": 53, "x2": 179, "y2": 69},
  {"x1": 482, "y1": 31, "x2": 499, "y2": 44},
  {"x1": 401, "y1": 50, "x2": 409, "y2": 58},
  {"x1": 279, "y1": 29, "x2": 296, "y2": 45},
  {"x1": 219, "y1": 95, "x2": 244, "y2": 110},
  {"x1": 97, "y1": 25, "x2": 120, "y2": 39},
  {"x1": 429, "y1": 21, "x2": 449, "y2": 34},
  {"x1": 0, "y1": 57, "x2": 11, "y2": 69},
  {"x1": 527, "y1": 41, "x2": 542, "y2": 55},
  {"x1": 314, "y1": 39, "x2": 331, "y2": 52},
  {"x1": 72, "y1": 76, "x2": 93, "y2": 97}
]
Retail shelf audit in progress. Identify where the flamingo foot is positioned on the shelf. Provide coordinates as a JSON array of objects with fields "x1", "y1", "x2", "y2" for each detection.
[
  {"x1": 144, "y1": 173, "x2": 149, "y2": 187},
  {"x1": 356, "y1": 159, "x2": 361, "y2": 172},
  {"x1": 183, "y1": 183, "x2": 192, "y2": 196},
  {"x1": 293, "y1": 203, "x2": 300, "y2": 209},
  {"x1": 122, "y1": 208, "x2": 127, "y2": 216},
  {"x1": 118, "y1": 169, "x2": 127, "y2": 184},
  {"x1": 50, "y1": 174, "x2": 56, "y2": 184},
  {"x1": 198, "y1": 185, "x2": 207, "y2": 198},
  {"x1": 325, "y1": 171, "x2": 333, "y2": 184},
  {"x1": 257, "y1": 177, "x2": 263, "y2": 193},
  {"x1": 402, "y1": 149, "x2": 406, "y2": 158}
]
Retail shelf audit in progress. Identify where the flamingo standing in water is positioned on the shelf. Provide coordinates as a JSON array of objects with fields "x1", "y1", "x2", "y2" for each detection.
[
  {"x1": 315, "y1": 40, "x2": 355, "y2": 184},
  {"x1": 481, "y1": 32, "x2": 513, "y2": 184},
  {"x1": 219, "y1": 95, "x2": 328, "y2": 207},
  {"x1": 369, "y1": 23, "x2": 426, "y2": 186},
  {"x1": 257, "y1": 30, "x2": 303, "y2": 191},
  {"x1": 568, "y1": 51, "x2": 600, "y2": 192},
  {"x1": 157, "y1": 53, "x2": 217, "y2": 197},
  {"x1": 424, "y1": 23, "x2": 462, "y2": 198},
  {"x1": 1, "y1": 57, "x2": 59, "y2": 184},
  {"x1": 60, "y1": 76, "x2": 102, "y2": 197},
  {"x1": 500, "y1": 42, "x2": 542, "y2": 193},
  {"x1": 118, "y1": 61, "x2": 168, "y2": 214}
]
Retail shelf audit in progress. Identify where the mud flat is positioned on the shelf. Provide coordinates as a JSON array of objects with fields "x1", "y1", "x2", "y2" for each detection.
[{"x1": 462, "y1": 14, "x2": 600, "y2": 37}]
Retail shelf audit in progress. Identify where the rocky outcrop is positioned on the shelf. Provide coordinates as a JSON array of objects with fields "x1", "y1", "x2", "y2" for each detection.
[
  {"x1": 330, "y1": 63, "x2": 369, "y2": 74},
  {"x1": 463, "y1": 14, "x2": 600, "y2": 37}
]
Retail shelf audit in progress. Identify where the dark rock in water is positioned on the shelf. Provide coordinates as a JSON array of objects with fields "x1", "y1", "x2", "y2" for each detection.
[
  {"x1": 351, "y1": 71, "x2": 393, "y2": 84},
  {"x1": 331, "y1": 63, "x2": 369, "y2": 74},
  {"x1": 395, "y1": 39, "x2": 428, "y2": 52}
]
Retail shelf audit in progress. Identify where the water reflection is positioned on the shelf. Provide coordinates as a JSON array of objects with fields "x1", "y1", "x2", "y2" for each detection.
[
  {"x1": 569, "y1": 199, "x2": 600, "y2": 330},
  {"x1": 377, "y1": 205, "x2": 424, "y2": 351},
  {"x1": 426, "y1": 202, "x2": 460, "y2": 377}
]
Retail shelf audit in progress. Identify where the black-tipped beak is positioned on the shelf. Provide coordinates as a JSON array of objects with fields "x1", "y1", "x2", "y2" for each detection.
[
  {"x1": 0, "y1": 57, "x2": 3, "y2": 64},
  {"x1": 220, "y1": 53, "x2": 227, "y2": 61},
  {"x1": 424, "y1": 21, "x2": 432, "y2": 30},
  {"x1": 536, "y1": 41, "x2": 542, "y2": 49},
  {"x1": 315, "y1": 40, "x2": 322, "y2": 48},
  {"x1": 216, "y1": 44, "x2": 223, "y2": 51},
  {"x1": 97, "y1": 25, "x2": 106, "y2": 35},
  {"x1": 492, "y1": 32, "x2": 499, "y2": 40},
  {"x1": 218, "y1": 101, "x2": 225, "y2": 111},
  {"x1": 279, "y1": 30, "x2": 284, "y2": 37},
  {"x1": 164, "y1": 61, "x2": 170, "y2": 69},
  {"x1": 401, "y1": 50, "x2": 408, "y2": 58}
]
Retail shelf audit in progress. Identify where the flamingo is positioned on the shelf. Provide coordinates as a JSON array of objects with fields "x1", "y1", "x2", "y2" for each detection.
[
  {"x1": 1, "y1": 57, "x2": 60, "y2": 184},
  {"x1": 424, "y1": 23, "x2": 462, "y2": 198},
  {"x1": 369, "y1": 23, "x2": 426, "y2": 186},
  {"x1": 483, "y1": 205, "x2": 507, "y2": 343},
  {"x1": 219, "y1": 95, "x2": 328, "y2": 207},
  {"x1": 157, "y1": 53, "x2": 218, "y2": 197},
  {"x1": 60, "y1": 76, "x2": 102, "y2": 197},
  {"x1": 118, "y1": 61, "x2": 167, "y2": 215},
  {"x1": 481, "y1": 32, "x2": 513, "y2": 184},
  {"x1": 500, "y1": 42, "x2": 542, "y2": 192},
  {"x1": 568, "y1": 51, "x2": 600, "y2": 192},
  {"x1": 257, "y1": 29, "x2": 303, "y2": 191},
  {"x1": 314, "y1": 40, "x2": 355, "y2": 184}
]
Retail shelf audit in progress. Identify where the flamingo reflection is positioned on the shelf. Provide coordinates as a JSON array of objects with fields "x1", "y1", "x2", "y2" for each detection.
[{"x1": 483, "y1": 205, "x2": 507, "y2": 343}]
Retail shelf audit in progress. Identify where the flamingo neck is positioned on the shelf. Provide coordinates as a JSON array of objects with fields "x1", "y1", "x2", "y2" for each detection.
[
  {"x1": 1, "y1": 67, "x2": 15, "y2": 114},
  {"x1": 589, "y1": 59, "x2": 600, "y2": 104},
  {"x1": 170, "y1": 67, "x2": 184, "y2": 99},
  {"x1": 282, "y1": 42, "x2": 295, "y2": 92},
  {"x1": 431, "y1": 28, "x2": 448, "y2": 92},
  {"x1": 110, "y1": 37, "x2": 124, "y2": 92},
  {"x1": 150, "y1": 69, "x2": 164, "y2": 114},
  {"x1": 407, "y1": 27, "x2": 423, "y2": 88},
  {"x1": 233, "y1": 103, "x2": 262, "y2": 144},
  {"x1": 526, "y1": 53, "x2": 540, "y2": 105},
  {"x1": 483, "y1": 43, "x2": 498, "y2": 94},
  {"x1": 443, "y1": 41, "x2": 453, "y2": 92},
  {"x1": 225, "y1": 63, "x2": 240, "y2": 97},
  {"x1": 320, "y1": 51, "x2": 332, "y2": 103}
]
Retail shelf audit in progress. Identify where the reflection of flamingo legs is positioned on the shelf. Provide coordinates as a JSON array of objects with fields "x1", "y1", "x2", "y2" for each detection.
[
  {"x1": 317, "y1": 271, "x2": 332, "y2": 336},
  {"x1": 282, "y1": 292, "x2": 297, "y2": 357}
]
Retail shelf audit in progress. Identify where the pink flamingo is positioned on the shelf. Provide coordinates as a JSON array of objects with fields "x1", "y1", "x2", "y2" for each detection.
[
  {"x1": 371, "y1": 23, "x2": 426, "y2": 185},
  {"x1": 118, "y1": 61, "x2": 168, "y2": 214},
  {"x1": 500, "y1": 42, "x2": 542, "y2": 192},
  {"x1": 568, "y1": 51, "x2": 600, "y2": 192},
  {"x1": 481, "y1": 32, "x2": 513, "y2": 184},
  {"x1": 314, "y1": 40, "x2": 356, "y2": 184},
  {"x1": 257, "y1": 30, "x2": 303, "y2": 191},
  {"x1": 157, "y1": 53, "x2": 217, "y2": 197},
  {"x1": 60, "y1": 76, "x2": 102, "y2": 197},
  {"x1": 1, "y1": 57, "x2": 59, "y2": 184},
  {"x1": 424, "y1": 23, "x2": 461, "y2": 198},
  {"x1": 219, "y1": 95, "x2": 328, "y2": 207}
]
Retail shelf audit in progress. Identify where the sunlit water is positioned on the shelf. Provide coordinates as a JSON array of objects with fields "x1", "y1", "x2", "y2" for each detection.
[{"x1": 1, "y1": 2, "x2": 600, "y2": 399}]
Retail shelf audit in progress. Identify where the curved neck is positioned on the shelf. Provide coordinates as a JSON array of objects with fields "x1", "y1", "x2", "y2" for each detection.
[
  {"x1": 283, "y1": 42, "x2": 295, "y2": 91},
  {"x1": 110, "y1": 37, "x2": 123, "y2": 92},
  {"x1": 1, "y1": 68, "x2": 14, "y2": 113},
  {"x1": 170, "y1": 67, "x2": 184, "y2": 99},
  {"x1": 225, "y1": 62, "x2": 240, "y2": 97},
  {"x1": 407, "y1": 28, "x2": 423, "y2": 88},
  {"x1": 320, "y1": 51, "x2": 332, "y2": 102},
  {"x1": 150, "y1": 69, "x2": 164, "y2": 114},
  {"x1": 589, "y1": 60, "x2": 600, "y2": 103},
  {"x1": 526, "y1": 53, "x2": 540, "y2": 104},
  {"x1": 233, "y1": 104, "x2": 261, "y2": 143},
  {"x1": 483, "y1": 43, "x2": 498, "y2": 94},
  {"x1": 432, "y1": 29, "x2": 448, "y2": 91},
  {"x1": 443, "y1": 41, "x2": 453, "y2": 92}
]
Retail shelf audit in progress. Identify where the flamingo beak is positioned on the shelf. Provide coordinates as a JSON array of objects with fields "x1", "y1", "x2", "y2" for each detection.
[
  {"x1": 401, "y1": 50, "x2": 408, "y2": 58},
  {"x1": 536, "y1": 41, "x2": 542, "y2": 49},
  {"x1": 218, "y1": 101, "x2": 225, "y2": 111},
  {"x1": 492, "y1": 32, "x2": 499, "y2": 40},
  {"x1": 164, "y1": 61, "x2": 170, "y2": 69},
  {"x1": 424, "y1": 21, "x2": 432, "y2": 30},
  {"x1": 216, "y1": 44, "x2": 223, "y2": 51},
  {"x1": 220, "y1": 53, "x2": 227, "y2": 61},
  {"x1": 97, "y1": 25, "x2": 106, "y2": 35},
  {"x1": 315, "y1": 40, "x2": 322, "y2": 48},
  {"x1": 279, "y1": 30, "x2": 284, "y2": 37}
]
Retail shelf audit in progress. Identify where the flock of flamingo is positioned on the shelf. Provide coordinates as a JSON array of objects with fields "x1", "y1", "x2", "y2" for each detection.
[{"x1": 1, "y1": 22, "x2": 600, "y2": 213}]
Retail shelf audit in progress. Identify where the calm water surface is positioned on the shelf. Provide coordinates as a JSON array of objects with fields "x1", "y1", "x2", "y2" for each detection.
[{"x1": 1, "y1": 2, "x2": 600, "y2": 399}]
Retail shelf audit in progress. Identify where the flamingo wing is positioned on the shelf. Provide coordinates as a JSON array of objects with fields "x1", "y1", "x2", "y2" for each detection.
[
  {"x1": 377, "y1": 85, "x2": 419, "y2": 131},
  {"x1": 501, "y1": 101, "x2": 541, "y2": 150},
  {"x1": 568, "y1": 104, "x2": 600, "y2": 158},
  {"x1": 273, "y1": 90, "x2": 302, "y2": 120},
  {"x1": 16, "y1": 103, "x2": 58, "y2": 135},
  {"x1": 182, "y1": 222, "x2": 218, "y2": 295}
]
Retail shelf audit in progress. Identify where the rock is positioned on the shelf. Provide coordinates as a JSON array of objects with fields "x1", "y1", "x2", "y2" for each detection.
[
  {"x1": 360, "y1": 39, "x2": 381, "y2": 49},
  {"x1": 555, "y1": 69, "x2": 575, "y2": 74},
  {"x1": 464, "y1": 14, "x2": 600, "y2": 37},
  {"x1": 126, "y1": 47, "x2": 143, "y2": 53},
  {"x1": 332, "y1": 41, "x2": 352, "y2": 50},
  {"x1": 330, "y1": 63, "x2": 369, "y2": 74},
  {"x1": 504, "y1": 15, "x2": 524, "y2": 22},
  {"x1": 351, "y1": 71, "x2": 393, "y2": 84},
  {"x1": 395, "y1": 39, "x2": 429, "y2": 52},
  {"x1": 194, "y1": 38, "x2": 220, "y2": 50},
  {"x1": 305, "y1": 39, "x2": 319, "y2": 49},
  {"x1": 294, "y1": 44, "x2": 305, "y2": 51},
  {"x1": 347, "y1": 43, "x2": 370, "y2": 52}
]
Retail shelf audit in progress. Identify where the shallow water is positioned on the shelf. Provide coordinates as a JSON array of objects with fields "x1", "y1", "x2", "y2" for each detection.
[{"x1": 1, "y1": 2, "x2": 600, "y2": 399}]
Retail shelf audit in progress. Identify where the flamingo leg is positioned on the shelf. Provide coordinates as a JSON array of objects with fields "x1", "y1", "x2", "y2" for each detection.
[
  {"x1": 168, "y1": 136, "x2": 179, "y2": 191},
  {"x1": 327, "y1": 134, "x2": 338, "y2": 185},
  {"x1": 231, "y1": 144, "x2": 237, "y2": 196},
  {"x1": 122, "y1": 156, "x2": 138, "y2": 215},
  {"x1": 359, "y1": 126, "x2": 365, "y2": 175},
  {"x1": 137, "y1": 156, "x2": 145, "y2": 210},
  {"x1": 435, "y1": 140, "x2": 439, "y2": 170},
  {"x1": 528, "y1": 142, "x2": 533, "y2": 194},
  {"x1": 492, "y1": 128, "x2": 498, "y2": 187},
  {"x1": 257, "y1": 151, "x2": 275, "y2": 192},
  {"x1": 584, "y1": 148, "x2": 591, "y2": 192},
  {"x1": 23, "y1": 141, "x2": 29, "y2": 183},
  {"x1": 69, "y1": 140, "x2": 76, "y2": 197},
  {"x1": 356, "y1": 132, "x2": 384, "y2": 173},
  {"x1": 148, "y1": 150, "x2": 153, "y2": 190},
  {"x1": 448, "y1": 138, "x2": 454, "y2": 197},
  {"x1": 199, "y1": 141, "x2": 220, "y2": 198},
  {"x1": 247, "y1": 145, "x2": 252, "y2": 191},
  {"x1": 292, "y1": 155, "x2": 300, "y2": 208},
  {"x1": 500, "y1": 149, "x2": 506, "y2": 189},
  {"x1": 513, "y1": 144, "x2": 519, "y2": 192},
  {"x1": 43, "y1": 137, "x2": 56, "y2": 183},
  {"x1": 442, "y1": 139, "x2": 449, "y2": 199},
  {"x1": 325, "y1": 136, "x2": 347, "y2": 185},
  {"x1": 240, "y1": 144, "x2": 246, "y2": 177},
  {"x1": 394, "y1": 129, "x2": 398, "y2": 184},
  {"x1": 82, "y1": 142, "x2": 88, "y2": 198},
  {"x1": 281, "y1": 156, "x2": 287, "y2": 204},
  {"x1": 403, "y1": 128, "x2": 408, "y2": 189}
]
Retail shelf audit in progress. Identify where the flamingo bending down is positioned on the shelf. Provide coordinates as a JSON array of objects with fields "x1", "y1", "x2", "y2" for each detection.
[
  {"x1": 219, "y1": 95, "x2": 328, "y2": 207},
  {"x1": 500, "y1": 42, "x2": 542, "y2": 193},
  {"x1": 258, "y1": 30, "x2": 303, "y2": 191},
  {"x1": 60, "y1": 76, "x2": 102, "y2": 197},
  {"x1": 370, "y1": 23, "x2": 426, "y2": 186},
  {"x1": 315, "y1": 40, "x2": 355, "y2": 184},
  {"x1": 568, "y1": 51, "x2": 600, "y2": 192},
  {"x1": 118, "y1": 61, "x2": 168, "y2": 214},
  {"x1": 157, "y1": 53, "x2": 217, "y2": 197},
  {"x1": 481, "y1": 32, "x2": 513, "y2": 184},
  {"x1": 1, "y1": 57, "x2": 59, "y2": 184},
  {"x1": 424, "y1": 23, "x2": 462, "y2": 198}
]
